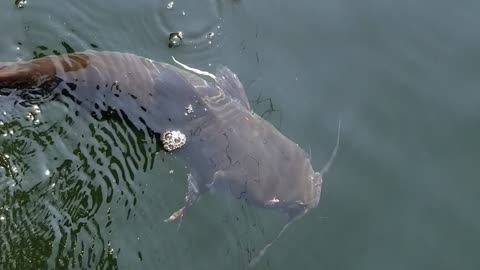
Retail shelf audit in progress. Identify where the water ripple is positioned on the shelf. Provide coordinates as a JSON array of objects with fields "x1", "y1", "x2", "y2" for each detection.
[
  {"x1": 0, "y1": 94, "x2": 160, "y2": 269},
  {"x1": 155, "y1": 0, "x2": 227, "y2": 57}
]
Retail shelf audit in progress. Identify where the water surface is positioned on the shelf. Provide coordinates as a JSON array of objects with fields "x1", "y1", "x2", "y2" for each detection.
[{"x1": 0, "y1": 0, "x2": 479, "y2": 269}]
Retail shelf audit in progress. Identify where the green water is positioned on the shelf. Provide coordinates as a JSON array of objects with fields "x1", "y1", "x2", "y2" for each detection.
[{"x1": 1, "y1": 0, "x2": 479, "y2": 269}]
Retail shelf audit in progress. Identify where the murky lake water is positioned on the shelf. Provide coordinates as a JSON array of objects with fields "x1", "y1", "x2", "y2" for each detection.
[{"x1": 1, "y1": 0, "x2": 480, "y2": 269}]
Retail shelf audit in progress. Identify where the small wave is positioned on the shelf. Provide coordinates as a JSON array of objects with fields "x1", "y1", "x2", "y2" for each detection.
[{"x1": 0, "y1": 95, "x2": 161, "y2": 269}]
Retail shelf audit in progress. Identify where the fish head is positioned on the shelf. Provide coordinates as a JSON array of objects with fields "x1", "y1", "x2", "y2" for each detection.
[
  {"x1": 290, "y1": 154, "x2": 323, "y2": 210},
  {"x1": 264, "y1": 134, "x2": 324, "y2": 211},
  {"x1": 273, "y1": 147, "x2": 323, "y2": 219}
]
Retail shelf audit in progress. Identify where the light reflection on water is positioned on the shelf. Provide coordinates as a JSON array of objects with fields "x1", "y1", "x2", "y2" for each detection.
[
  {"x1": 1, "y1": 0, "x2": 480, "y2": 269},
  {"x1": 0, "y1": 93, "x2": 164, "y2": 268}
]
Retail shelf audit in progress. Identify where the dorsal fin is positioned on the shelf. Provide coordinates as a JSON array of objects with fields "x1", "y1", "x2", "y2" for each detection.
[{"x1": 215, "y1": 66, "x2": 251, "y2": 110}]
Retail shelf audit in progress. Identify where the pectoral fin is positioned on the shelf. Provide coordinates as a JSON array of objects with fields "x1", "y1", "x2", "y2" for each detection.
[{"x1": 164, "y1": 173, "x2": 201, "y2": 223}]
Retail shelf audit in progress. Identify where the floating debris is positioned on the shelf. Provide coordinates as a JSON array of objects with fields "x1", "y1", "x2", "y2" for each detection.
[
  {"x1": 267, "y1": 195, "x2": 280, "y2": 205},
  {"x1": 207, "y1": 32, "x2": 215, "y2": 45},
  {"x1": 185, "y1": 104, "x2": 194, "y2": 115},
  {"x1": 168, "y1": 32, "x2": 183, "y2": 48},
  {"x1": 169, "y1": 169, "x2": 174, "y2": 174},
  {"x1": 15, "y1": 0, "x2": 27, "y2": 8},
  {"x1": 30, "y1": 104, "x2": 41, "y2": 115},
  {"x1": 25, "y1": 113, "x2": 34, "y2": 121},
  {"x1": 161, "y1": 130, "x2": 186, "y2": 152},
  {"x1": 166, "y1": 1, "x2": 174, "y2": 9}
]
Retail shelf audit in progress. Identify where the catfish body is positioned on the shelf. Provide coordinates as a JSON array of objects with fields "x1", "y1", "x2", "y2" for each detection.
[{"x1": 0, "y1": 51, "x2": 323, "y2": 218}]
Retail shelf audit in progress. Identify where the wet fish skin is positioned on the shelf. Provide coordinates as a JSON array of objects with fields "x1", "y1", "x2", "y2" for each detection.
[{"x1": 0, "y1": 51, "x2": 323, "y2": 219}]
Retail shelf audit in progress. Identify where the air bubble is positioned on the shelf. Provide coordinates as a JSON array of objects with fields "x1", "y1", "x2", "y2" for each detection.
[
  {"x1": 161, "y1": 130, "x2": 186, "y2": 152},
  {"x1": 185, "y1": 104, "x2": 194, "y2": 115},
  {"x1": 32, "y1": 105, "x2": 41, "y2": 115},
  {"x1": 15, "y1": 0, "x2": 27, "y2": 8},
  {"x1": 168, "y1": 32, "x2": 183, "y2": 48}
]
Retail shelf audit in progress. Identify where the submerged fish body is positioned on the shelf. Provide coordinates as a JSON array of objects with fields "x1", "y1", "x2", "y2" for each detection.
[{"x1": 0, "y1": 51, "x2": 324, "y2": 219}]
